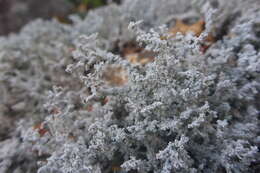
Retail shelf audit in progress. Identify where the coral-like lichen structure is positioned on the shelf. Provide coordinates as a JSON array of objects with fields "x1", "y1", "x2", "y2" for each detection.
[{"x1": 0, "y1": 0, "x2": 259, "y2": 173}]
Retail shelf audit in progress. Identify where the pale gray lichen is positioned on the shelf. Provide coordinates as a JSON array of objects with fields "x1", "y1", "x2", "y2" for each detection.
[{"x1": 0, "y1": 0, "x2": 259, "y2": 173}]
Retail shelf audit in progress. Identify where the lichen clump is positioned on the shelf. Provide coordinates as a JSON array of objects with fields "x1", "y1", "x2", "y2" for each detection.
[{"x1": 0, "y1": 0, "x2": 259, "y2": 173}]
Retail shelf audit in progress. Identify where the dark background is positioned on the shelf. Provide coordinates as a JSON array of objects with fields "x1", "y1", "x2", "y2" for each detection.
[
  {"x1": 0, "y1": 0, "x2": 74, "y2": 35},
  {"x1": 0, "y1": 0, "x2": 121, "y2": 36}
]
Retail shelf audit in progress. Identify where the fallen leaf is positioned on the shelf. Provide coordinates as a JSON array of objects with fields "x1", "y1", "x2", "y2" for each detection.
[
  {"x1": 122, "y1": 42, "x2": 143, "y2": 57},
  {"x1": 170, "y1": 19, "x2": 205, "y2": 37},
  {"x1": 170, "y1": 19, "x2": 215, "y2": 53},
  {"x1": 126, "y1": 51, "x2": 155, "y2": 65},
  {"x1": 103, "y1": 66, "x2": 128, "y2": 86}
]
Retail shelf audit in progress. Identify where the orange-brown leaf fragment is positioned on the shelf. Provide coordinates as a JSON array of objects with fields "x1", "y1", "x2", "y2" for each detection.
[
  {"x1": 122, "y1": 42, "x2": 155, "y2": 65},
  {"x1": 103, "y1": 66, "x2": 128, "y2": 86},
  {"x1": 122, "y1": 43, "x2": 143, "y2": 57},
  {"x1": 68, "y1": 133, "x2": 77, "y2": 141},
  {"x1": 33, "y1": 123, "x2": 48, "y2": 137},
  {"x1": 38, "y1": 128, "x2": 48, "y2": 137},
  {"x1": 170, "y1": 19, "x2": 215, "y2": 53},
  {"x1": 170, "y1": 19, "x2": 205, "y2": 37},
  {"x1": 126, "y1": 51, "x2": 156, "y2": 65}
]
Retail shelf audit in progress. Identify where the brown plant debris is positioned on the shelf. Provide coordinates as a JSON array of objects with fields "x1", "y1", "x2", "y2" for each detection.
[
  {"x1": 170, "y1": 19, "x2": 215, "y2": 53},
  {"x1": 33, "y1": 123, "x2": 48, "y2": 137},
  {"x1": 103, "y1": 66, "x2": 128, "y2": 86}
]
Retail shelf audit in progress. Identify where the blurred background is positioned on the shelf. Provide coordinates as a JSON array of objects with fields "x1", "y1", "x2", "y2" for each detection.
[{"x1": 0, "y1": 0, "x2": 120, "y2": 36}]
